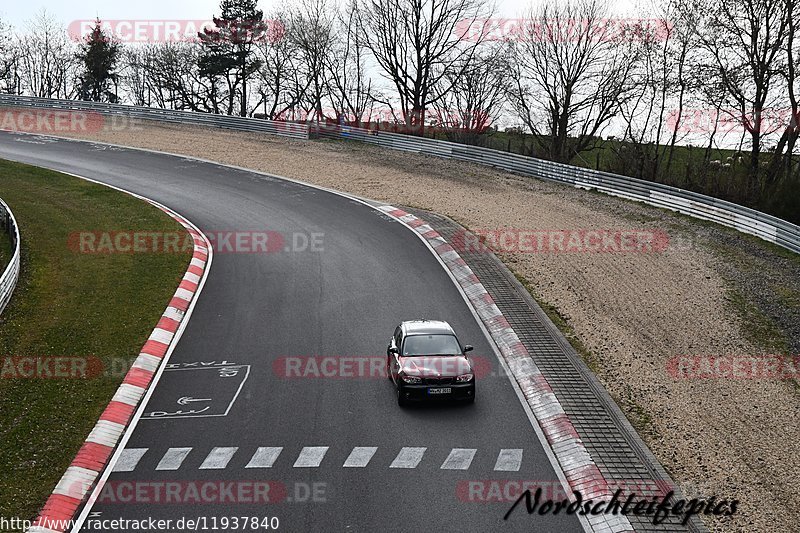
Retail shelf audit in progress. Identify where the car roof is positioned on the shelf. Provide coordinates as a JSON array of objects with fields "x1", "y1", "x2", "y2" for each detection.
[{"x1": 401, "y1": 320, "x2": 455, "y2": 336}]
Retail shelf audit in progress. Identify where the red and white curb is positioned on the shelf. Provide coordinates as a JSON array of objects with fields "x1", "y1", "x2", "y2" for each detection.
[
  {"x1": 377, "y1": 205, "x2": 633, "y2": 533},
  {"x1": 28, "y1": 201, "x2": 211, "y2": 533}
]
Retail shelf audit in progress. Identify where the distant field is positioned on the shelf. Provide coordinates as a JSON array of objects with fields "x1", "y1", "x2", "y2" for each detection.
[
  {"x1": 0, "y1": 160, "x2": 191, "y2": 525},
  {"x1": 425, "y1": 129, "x2": 799, "y2": 224}
]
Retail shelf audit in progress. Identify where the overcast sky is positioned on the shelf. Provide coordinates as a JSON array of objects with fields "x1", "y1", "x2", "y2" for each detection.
[{"x1": 1, "y1": 0, "x2": 642, "y2": 29}]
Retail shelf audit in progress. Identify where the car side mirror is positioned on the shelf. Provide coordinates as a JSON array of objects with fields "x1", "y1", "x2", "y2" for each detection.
[
  {"x1": 463, "y1": 345, "x2": 474, "y2": 353},
  {"x1": 389, "y1": 347, "x2": 399, "y2": 354}
]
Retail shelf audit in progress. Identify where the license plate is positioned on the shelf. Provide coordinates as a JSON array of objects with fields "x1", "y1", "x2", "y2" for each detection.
[{"x1": 428, "y1": 387, "x2": 452, "y2": 395}]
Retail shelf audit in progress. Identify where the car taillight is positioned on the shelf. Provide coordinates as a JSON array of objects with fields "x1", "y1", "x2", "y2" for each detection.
[
  {"x1": 456, "y1": 373, "x2": 474, "y2": 382},
  {"x1": 401, "y1": 374, "x2": 422, "y2": 384}
]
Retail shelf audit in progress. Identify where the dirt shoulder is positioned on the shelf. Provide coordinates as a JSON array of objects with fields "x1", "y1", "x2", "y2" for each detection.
[{"x1": 52, "y1": 122, "x2": 800, "y2": 532}]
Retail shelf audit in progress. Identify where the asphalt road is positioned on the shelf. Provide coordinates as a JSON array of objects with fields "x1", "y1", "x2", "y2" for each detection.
[{"x1": 0, "y1": 132, "x2": 583, "y2": 533}]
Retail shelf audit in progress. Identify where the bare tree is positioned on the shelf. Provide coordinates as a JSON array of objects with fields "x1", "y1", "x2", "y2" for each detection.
[
  {"x1": 763, "y1": 0, "x2": 800, "y2": 182},
  {"x1": 324, "y1": 0, "x2": 377, "y2": 125},
  {"x1": 120, "y1": 47, "x2": 152, "y2": 106},
  {"x1": 0, "y1": 19, "x2": 17, "y2": 94},
  {"x1": 692, "y1": 0, "x2": 792, "y2": 195},
  {"x1": 16, "y1": 10, "x2": 78, "y2": 98},
  {"x1": 615, "y1": 3, "x2": 695, "y2": 181},
  {"x1": 253, "y1": 10, "x2": 309, "y2": 119},
  {"x1": 660, "y1": 0, "x2": 696, "y2": 179},
  {"x1": 356, "y1": 0, "x2": 492, "y2": 134},
  {"x1": 431, "y1": 43, "x2": 510, "y2": 142},
  {"x1": 143, "y1": 42, "x2": 224, "y2": 112},
  {"x1": 289, "y1": 0, "x2": 336, "y2": 122},
  {"x1": 508, "y1": 0, "x2": 641, "y2": 163}
]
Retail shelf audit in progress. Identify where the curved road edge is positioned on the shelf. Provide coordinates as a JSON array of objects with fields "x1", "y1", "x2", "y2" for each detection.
[
  {"x1": 26, "y1": 172, "x2": 214, "y2": 533},
  {"x1": 0, "y1": 195, "x2": 21, "y2": 315},
  {"x1": 13, "y1": 133, "x2": 638, "y2": 532},
  {"x1": 375, "y1": 205, "x2": 631, "y2": 533}
]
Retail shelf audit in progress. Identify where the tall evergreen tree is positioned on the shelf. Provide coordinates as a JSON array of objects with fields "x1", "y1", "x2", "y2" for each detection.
[
  {"x1": 199, "y1": 0, "x2": 265, "y2": 116},
  {"x1": 77, "y1": 19, "x2": 120, "y2": 102}
]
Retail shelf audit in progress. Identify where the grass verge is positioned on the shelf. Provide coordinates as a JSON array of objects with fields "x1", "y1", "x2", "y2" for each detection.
[{"x1": 0, "y1": 159, "x2": 191, "y2": 525}]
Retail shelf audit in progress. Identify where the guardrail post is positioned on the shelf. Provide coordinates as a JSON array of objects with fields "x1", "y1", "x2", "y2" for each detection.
[
  {"x1": 0, "y1": 94, "x2": 797, "y2": 254},
  {"x1": 0, "y1": 197, "x2": 21, "y2": 316}
]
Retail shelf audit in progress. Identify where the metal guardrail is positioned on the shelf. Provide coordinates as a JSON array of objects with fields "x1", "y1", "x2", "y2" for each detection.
[
  {"x1": 0, "y1": 94, "x2": 310, "y2": 140},
  {"x1": 314, "y1": 124, "x2": 800, "y2": 254},
  {"x1": 0, "y1": 95, "x2": 796, "y2": 254},
  {"x1": 0, "y1": 197, "x2": 20, "y2": 316}
]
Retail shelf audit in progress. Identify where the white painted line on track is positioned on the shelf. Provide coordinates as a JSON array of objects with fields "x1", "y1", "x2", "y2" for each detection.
[
  {"x1": 343, "y1": 447, "x2": 378, "y2": 468},
  {"x1": 440, "y1": 448, "x2": 477, "y2": 470},
  {"x1": 245, "y1": 447, "x2": 283, "y2": 469},
  {"x1": 155, "y1": 448, "x2": 192, "y2": 471},
  {"x1": 293, "y1": 447, "x2": 329, "y2": 468},
  {"x1": 494, "y1": 449, "x2": 523, "y2": 471},
  {"x1": 199, "y1": 447, "x2": 239, "y2": 470},
  {"x1": 113, "y1": 449, "x2": 148, "y2": 472},
  {"x1": 389, "y1": 447, "x2": 427, "y2": 469},
  {"x1": 11, "y1": 135, "x2": 586, "y2": 532}
]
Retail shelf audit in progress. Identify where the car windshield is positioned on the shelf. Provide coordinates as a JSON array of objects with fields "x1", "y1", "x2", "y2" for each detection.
[{"x1": 403, "y1": 334, "x2": 462, "y2": 356}]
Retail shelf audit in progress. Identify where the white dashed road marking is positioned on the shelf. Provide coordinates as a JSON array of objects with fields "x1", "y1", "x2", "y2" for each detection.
[
  {"x1": 121, "y1": 446, "x2": 525, "y2": 472},
  {"x1": 390, "y1": 447, "x2": 427, "y2": 469},
  {"x1": 494, "y1": 449, "x2": 524, "y2": 471},
  {"x1": 293, "y1": 447, "x2": 329, "y2": 468},
  {"x1": 155, "y1": 447, "x2": 192, "y2": 471},
  {"x1": 245, "y1": 447, "x2": 283, "y2": 469},
  {"x1": 199, "y1": 447, "x2": 238, "y2": 469},
  {"x1": 113, "y1": 448, "x2": 148, "y2": 472},
  {"x1": 440, "y1": 448, "x2": 477, "y2": 470},
  {"x1": 343, "y1": 447, "x2": 378, "y2": 468}
]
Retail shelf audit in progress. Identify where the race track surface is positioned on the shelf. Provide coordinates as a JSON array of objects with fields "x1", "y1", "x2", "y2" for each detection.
[{"x1": 0, "y1": 132, "x2": 582, "y2": 532}]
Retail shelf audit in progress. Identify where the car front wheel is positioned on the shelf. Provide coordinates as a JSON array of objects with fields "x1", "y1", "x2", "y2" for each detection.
[{"x1": 397, "y1": 386, "x2": 407, "y2": 407}]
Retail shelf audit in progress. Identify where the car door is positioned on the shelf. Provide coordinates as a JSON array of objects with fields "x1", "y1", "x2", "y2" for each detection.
[{"x1": 388, "y1": 326, "x2": 402, "y2": 381}]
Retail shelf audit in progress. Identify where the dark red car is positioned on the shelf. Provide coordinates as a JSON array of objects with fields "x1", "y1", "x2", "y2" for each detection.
[{"x1": 387, "y1": 320, "x2": 475, "y2": 406}]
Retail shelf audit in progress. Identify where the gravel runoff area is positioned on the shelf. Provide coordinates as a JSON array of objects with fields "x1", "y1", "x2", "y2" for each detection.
[{"x1": 50, "y1": 122, "x2": 800, "y2": 533}]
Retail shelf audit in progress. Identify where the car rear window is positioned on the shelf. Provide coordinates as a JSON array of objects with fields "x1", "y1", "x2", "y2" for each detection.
[{"x1": 403, "y1": 334, "x2": 461, "y2": 356}]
